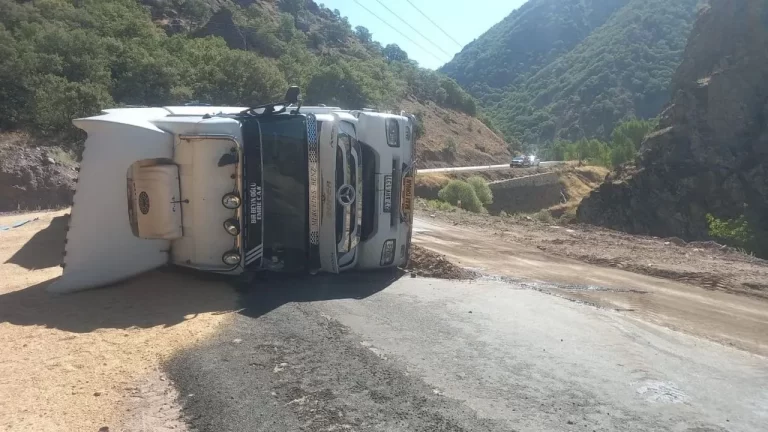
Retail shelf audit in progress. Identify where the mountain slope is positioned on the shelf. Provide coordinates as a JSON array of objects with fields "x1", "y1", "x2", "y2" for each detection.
[
  {"x1": 578, "y1": 0, "x2": 768, "y2": 256},
  {"x1": 441, "y1": 0, "x2": 700, "y2": 146},
  {"x1": 441, "y1": 0, "x2": 629, "y2": 92}
]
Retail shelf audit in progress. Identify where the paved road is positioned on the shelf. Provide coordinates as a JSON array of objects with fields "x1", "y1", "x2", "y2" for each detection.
[
  {"x1": 168, "y1": 272, "x2": 767, "y2": 432},
  {"x1": 414, "y1": 218, "x2": 768, "y2": 357},
  {"x1": 419, "y1": 161, "x2": 562, "y2": 174}
]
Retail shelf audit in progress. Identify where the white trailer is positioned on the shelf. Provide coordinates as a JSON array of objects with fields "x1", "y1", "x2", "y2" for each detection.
[{"x1": 52, "y1": 88, "x2": 416, "y2": 293}]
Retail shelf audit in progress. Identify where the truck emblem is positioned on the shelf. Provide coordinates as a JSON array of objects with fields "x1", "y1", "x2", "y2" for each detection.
[
  {"x1": 138, "y1": 192, "x2": 150, "y2": 215},
  {"x1": 337, "y1": 184, "x2": 356, "y2": 206}
]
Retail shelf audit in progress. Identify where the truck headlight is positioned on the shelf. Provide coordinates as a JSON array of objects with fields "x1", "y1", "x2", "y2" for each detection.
[
  {"x1": 222, "y1": 250, "x2": 241, "y2": 266},
  {"x1": 223, "y1": 218, "x2": 240, "y2": 236},
  {"x1": 385, "y1": 119, "x2": 400, "y2": 147},
  {"x1": 222, "y1": 193, "x2": 241, "y2": 209},
  {"x1": 380, "y1": 239, "x2": 396, "y2": 266}
]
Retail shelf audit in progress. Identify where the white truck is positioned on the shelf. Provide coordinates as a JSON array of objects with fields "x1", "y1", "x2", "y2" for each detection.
[{"x1": 51, "y1": 88, "x2": 416, "y2": 293}]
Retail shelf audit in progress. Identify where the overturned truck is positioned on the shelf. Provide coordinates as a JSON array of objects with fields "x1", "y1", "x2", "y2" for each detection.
[{"x1": 52, "y1": 88, "x2": 416, "y2": 293}]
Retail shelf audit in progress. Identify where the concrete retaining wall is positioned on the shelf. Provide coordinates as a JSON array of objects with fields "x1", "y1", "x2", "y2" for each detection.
[{"x1": 487, "y1": 173, "x2": 563, "y2": 214}]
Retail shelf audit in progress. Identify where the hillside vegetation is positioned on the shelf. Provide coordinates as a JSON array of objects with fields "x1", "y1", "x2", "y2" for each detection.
[
  {"x1": 578, "y1": 0, "x2": 768, "y2": 257},
  {"x1": 441, "y1": 0, "x2": 700, "y2": 149},
  {"x1": 0, "y1": 0, "x2": 481, "y2": 149}
]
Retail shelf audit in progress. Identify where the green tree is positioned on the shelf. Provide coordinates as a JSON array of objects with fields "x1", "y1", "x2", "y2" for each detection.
[
  {"x1": 467, "y1": 176, "x2": 493, "y2": 205},
  {"x1": 382, "y1": 43, "x2": 408, "y2": 62},
  {"x1": 279, "y1": 0, "x2": 304, "y2": 16},
  {"x1": 438, "y1": 180, "x2": 484, "y2": 213},
  {"x1": 355, "y1": 25, "x2": 372, "y2": 44}
]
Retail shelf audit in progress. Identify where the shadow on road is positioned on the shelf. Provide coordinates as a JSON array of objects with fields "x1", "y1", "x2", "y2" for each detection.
[
  {"x1": 237, "y1": 269, "x2": 405, "y2": 319},
  {"x1": 0, "y1": 266, "x2": 403, "y2": 333},
  {"x1": 1, "y1": 210, "x2": 403, "y2": 332},
  {"x1": 4, "y1": 215, "x2": 67, "y2": 269}
]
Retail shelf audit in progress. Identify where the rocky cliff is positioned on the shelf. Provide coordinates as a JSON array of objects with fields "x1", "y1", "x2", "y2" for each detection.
[{"x1": 578, "y1": 0, "x2": 768, "y2": 253}]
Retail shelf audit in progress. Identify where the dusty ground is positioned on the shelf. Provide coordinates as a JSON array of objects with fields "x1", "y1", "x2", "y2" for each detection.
[
  {"x1": 417, "y1": 204, "x2": 768, "y2": 299},
  {"x1": 0, "y1": 210, "x2": 238, "y2": 431}
]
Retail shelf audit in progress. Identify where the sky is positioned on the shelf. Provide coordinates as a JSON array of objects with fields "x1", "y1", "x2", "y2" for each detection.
[{"x1": 318, "y1": 0, "x2": 527, "y2": 70}]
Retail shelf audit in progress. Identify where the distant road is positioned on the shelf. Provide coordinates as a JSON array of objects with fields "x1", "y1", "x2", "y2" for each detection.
[{"x1": 419, "y1": 161, "x2": 563, "y2": 174}]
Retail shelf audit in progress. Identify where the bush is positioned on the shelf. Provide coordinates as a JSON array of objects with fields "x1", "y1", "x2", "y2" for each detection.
[
  {"x1": 466, "y1": 176, "x2": 493, "y2": 205},
  {"x1": 706, "y1": 213, "x2": 756, "y2": 251},
  {"x1": 533, "y1": 209, "x2": 554, "y2": 224},
  {"x1": 437, "y1": 180, "x2": 483, "y2": 213},
  {"x1": 426, "y1": 199, "x2": 456, "y2": 212},
  {"x1": 413, "y1": 110, "x2": 426, "y2": 140},
  {"x1": 444, "y1": 137, "x2": 458, "y2": 153}
]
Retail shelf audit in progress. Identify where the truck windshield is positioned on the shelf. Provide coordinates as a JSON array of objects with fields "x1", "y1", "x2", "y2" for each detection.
[{"x1": 259, "y1": 115, "x2": 309, "y2": 272}]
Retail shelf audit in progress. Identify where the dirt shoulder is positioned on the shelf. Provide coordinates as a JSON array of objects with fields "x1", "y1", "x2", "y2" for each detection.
[
  {"x1": 0, "y1": 210, "x2": 238, "y2": 431},
  {"x1": 416, "y1": 205, "x2": 768, "y2": 300}
]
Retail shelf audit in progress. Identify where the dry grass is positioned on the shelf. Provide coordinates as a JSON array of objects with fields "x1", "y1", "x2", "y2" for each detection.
[
  {"x1": 0, "y1": 210, "x2": 238, "y2": 431},
  {"x1": 46, "y1": 147, "x2": 77, "y2": 167},
  {"x1": 415, "y1": 173, "x2": 451, "y2": 189},
  {"x1": 549, "y1": 166, "x2": 610, "y2": 220},
  {"x1": 400, "y1": 97, "x2": 511, "y2": 168}
]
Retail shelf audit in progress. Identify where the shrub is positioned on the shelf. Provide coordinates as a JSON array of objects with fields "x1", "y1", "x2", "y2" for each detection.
[
  {"x1": 466, "y1": 176, "x2": 493, "y2": 205},
  {"x1": 559, "y1": 207, "x2": 578, "y2": 224},
  {"x1": 533, "y1": 209, "x2": 554, "y2": 224},
  {"x1": 413, "y1": 111, "x2": 426, "y2": 140},
  {"x1": 499, "y1": 210, "x2": 508, "y2": 218},
  {"x1": 444, "y1": 137, "x2": 458, "y2": 153},
  {"x1": 426, "y1": 199, "x2": 456, "y2": 212},
  {"x1": 437, "y1": 180, "x2": 483, "y2": 213},
  {"x1": 706, "y1": 213, "x2": 756, "y2": 250}
]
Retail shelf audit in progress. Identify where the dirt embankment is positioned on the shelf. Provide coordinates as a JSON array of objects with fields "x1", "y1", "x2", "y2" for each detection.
[
  {"x1": 0, "y1": 133, "x2": 78, "y2": 212},
  {"x1": 400, "y1": 98, "x2": 513, "y2": 169}
]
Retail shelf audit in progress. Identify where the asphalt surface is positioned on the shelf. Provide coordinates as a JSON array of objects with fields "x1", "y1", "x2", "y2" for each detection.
[{"x1": 167, "y1": 271, "x2": 768, "y2": 432}]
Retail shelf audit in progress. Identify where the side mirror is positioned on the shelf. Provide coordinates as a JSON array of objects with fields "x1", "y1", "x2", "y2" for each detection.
[{"x1": 284, "y1": 86, "x2": 301, "y2": 104}]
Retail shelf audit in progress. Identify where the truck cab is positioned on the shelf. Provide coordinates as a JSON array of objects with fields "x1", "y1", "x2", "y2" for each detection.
[{"x1": 52, "y1": 89, "x2": 416, "y2": 293}]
